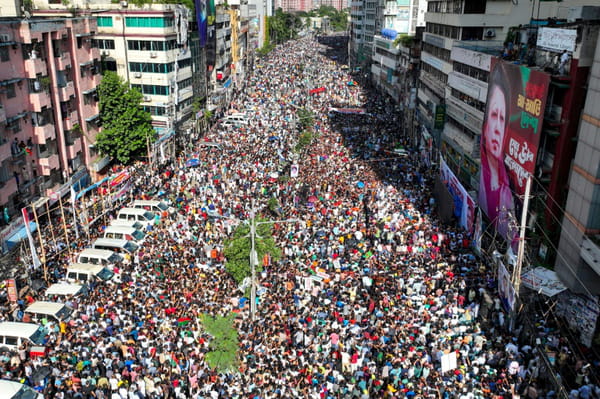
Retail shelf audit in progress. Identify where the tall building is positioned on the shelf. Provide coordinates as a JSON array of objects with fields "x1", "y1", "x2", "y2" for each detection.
[
  {"x1": 30, "y1": 1, "x2": 193, "y2": 137},
  {"x1": 0, "y1": 14, "x2": 100, "y2": 218},
  {"x1": 348, "y1": 0, "x2": 380, "y2": 70},
  {"x1": 370, "y1": 0, "x2": 425, "y2": 98},
  {"x1": 417, "y1": 0, "x2": 534, "y2": 160},
  {"x1": 556, "y1": 24, "x2": 600, "y2": 295}
]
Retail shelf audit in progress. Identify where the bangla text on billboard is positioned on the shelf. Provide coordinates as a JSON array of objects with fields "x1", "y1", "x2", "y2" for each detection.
[{"x1": 478, "y1": 60, "x2": 550, "y2": 243}]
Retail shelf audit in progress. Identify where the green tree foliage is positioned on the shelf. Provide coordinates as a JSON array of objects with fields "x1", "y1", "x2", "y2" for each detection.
[
  {"x1": 315, "y1": 6, "x2": 348, "y2": 31},
  {"x1": 223, "y1": 218, "x2": 282, "y2": 284},
  {"x1": 96, "y1": 71, "x2": 155, "y2": 164},
  {"x1": 296, "y1": 107, "x2": 314, "y2": 130},
  {"x1": 394, "y1": 34, "x2": 414, "y2": 48},
  {"x1": 199, "y1": 313, "x2": 239, "y2": 373},
  {"x1": 269, "y1": 8, "x2": 303, "y2": 44}
]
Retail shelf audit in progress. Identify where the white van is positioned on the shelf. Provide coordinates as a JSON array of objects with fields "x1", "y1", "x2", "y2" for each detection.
[
  {"x1": 110, "y1": 219, "x2": 145, "y2": 231},
  {"x1": 45, "y1": 282, "x2": 88, "y2": 298},
  {"x1": 131, "y1": 199, "x2": 174, "y2": 215},
  {"x1": 116, "y1": 207, "x2": 155, "y2": 227},
  {"x1": 221, "y1": 114, "x2": 249, "y2": 127},
  {"x1": 104, "y1": 225, "x2": 146, "y2": 243},
  {"x1": 66, "y1": 263, "x2": 115, "y2": 283},
  {"x1": 92, "y1": 238, "x2": 139, "y2": 254},
  {"x1": 25, "y1": 301, "x2": 73, "y2": 323},
  {"x1": 77, "y1": 248, "x2": 123, "y2": 266},
  {"x1": 0, "y1": 379, "x2": 44, "y2": 399},
  {"x1": 0, "y1": 322, "x2": 46, "y2": 351}
]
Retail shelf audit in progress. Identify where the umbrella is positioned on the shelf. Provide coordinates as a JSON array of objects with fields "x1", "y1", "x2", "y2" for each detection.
[
  {"x1": 186, "y1": 158, "x2": 200, "y2": 167},
  {"x1": 31, "y1": 366, "x2": 51, "y2": 384},
  {"x1": 268, "y1": 136, "x2": 280, "y2": 142},
  {"x1": 356, "y1": 181, "x2": 365, "y2": 189},
  {"x1": 308, "y1": 195, "x2": 318, "y2": 202}
]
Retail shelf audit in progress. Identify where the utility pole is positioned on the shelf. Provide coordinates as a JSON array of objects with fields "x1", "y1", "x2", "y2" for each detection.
[{"x1": 512, "y1": 174, "x2": 532, "y2": 295}]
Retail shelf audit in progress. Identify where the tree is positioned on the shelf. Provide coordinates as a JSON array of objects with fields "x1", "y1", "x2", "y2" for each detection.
[
  {"x1": 96, "y1": 71, "x2": 156, "y2": 164},
  {"x1": 223, "y1": 218, "x2": 282, "y2": 284},
  {"x1": 199, "y1": 313, "x2": 239, "y2": 373}
]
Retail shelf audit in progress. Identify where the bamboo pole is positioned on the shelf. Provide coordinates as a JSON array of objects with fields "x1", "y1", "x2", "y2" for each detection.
[
  {"x1": 45, "y1": 200, "x2": 57, "y2": 252},
  {"x1": 31, "y1": 203, "x2": 47, "y2": 281},
  {"x1": 58, "y1": 195, "x2": 71, "y2": 258}
]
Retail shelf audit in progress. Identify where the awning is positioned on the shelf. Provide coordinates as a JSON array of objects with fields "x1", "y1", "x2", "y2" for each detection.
[
  {"x1": 0, "y1": 41, "x2": 16, "y2": 47},
  {"x1": 4, "y1": 221, "x2": 37, "y2": 251},
  {"x1": 75, "y1": 32, "x2": 93, "y2": 38},
  {"x1": 82, "y1": 87, "x2": 97, "y2": 95},
  {"x1": 6, "y1": 112, "x2": 28, "y2": 124},
  {"x1": 0, "y1": 77, "x2": 23, "y2": 86},
  {"x1": 85, "y1": 113, "x2": 100, "y2": 122},
  {"x1": 79, "y1": 60, "x2": 94, "y2": 67},
  {"x1": 91, "y1": 155, "x2": 111, "y2": 173},
  {"x1": 521, "y1": 267, "x2": 567, "y2": 297}
]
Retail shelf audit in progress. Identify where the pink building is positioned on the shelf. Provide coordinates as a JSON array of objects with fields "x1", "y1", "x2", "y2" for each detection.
[{"x1": 0, "y1": 17, "x2": 100, "y2": 216}]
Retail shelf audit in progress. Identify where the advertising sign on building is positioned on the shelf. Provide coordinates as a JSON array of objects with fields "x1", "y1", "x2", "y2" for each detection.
[
  {"x1": 195, "y1": 0, "x2": 207, "y2": 47},
  {"x1": 478, "y1": 60, "x2": 550, "y2": 244},
  {"x1": 440, "y1": 158, "x2": 476, "y2": 233},
  {"x1": 537, "y1": 27, "x2": 577, "y2": 53},
  {"x1": 451, "y1": 46, "x2": 493, "y2": 71},
  {"x1": 434, "y1": 104, "x2": 446, "y2": 129}
]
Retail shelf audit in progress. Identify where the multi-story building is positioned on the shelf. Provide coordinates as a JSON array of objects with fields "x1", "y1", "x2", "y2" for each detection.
[
  {"x1": 370, "y1": 0, "x2": 424, "y2": 98},
  {"x1": 417, "y1": 0, "x2": 533, "y2": 154},
  {"x1": 0, "y1": 16, "x2": 100, "y2": 217},
  {"x1": 30, "y1": 1, "x2": 193, "y2": 136},
  {"x1": 349, "y1": 0, "x2": 380, "y2": 71},
  {"x1": 277, "y1": 0, "x2": 313, "y2": 13}
]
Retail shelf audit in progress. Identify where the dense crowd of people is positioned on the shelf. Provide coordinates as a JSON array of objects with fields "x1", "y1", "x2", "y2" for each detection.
[{"x1": 0, "y1": 36, "x2": 598, "y2": 398}]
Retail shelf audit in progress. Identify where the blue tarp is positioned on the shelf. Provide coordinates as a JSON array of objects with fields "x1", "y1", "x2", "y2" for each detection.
[{"x1": 5, "y1": 222, "x2": 37, "y2": 250}]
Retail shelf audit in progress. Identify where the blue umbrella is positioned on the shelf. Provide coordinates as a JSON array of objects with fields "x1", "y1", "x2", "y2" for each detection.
[
  {"x1": 356, "y1": 181, "x2": 365, "y2": 189},
  {"x1": 268, "y1": 136, "x2": 280, "y2": 142},
  {"x1": 186, "y1": 158, "x2": 200, "y2": 167}
]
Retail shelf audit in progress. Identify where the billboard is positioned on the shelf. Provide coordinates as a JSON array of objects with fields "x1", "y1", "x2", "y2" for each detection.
[
  {"x1": 440, "y1": 157, "x2": 476, "y2": 233},
  {"x1": 195, "y1": 0, "x2": 207, "y2": 47},
  {"x1": 206, "y1": 0, "x2": 217, "y2": 70},
  {"x1": 479, "y1": 60, "x2": 549, "y2": 243}
]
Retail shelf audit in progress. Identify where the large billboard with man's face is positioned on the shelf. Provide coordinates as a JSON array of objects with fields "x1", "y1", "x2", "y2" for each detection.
[{"x1": 478, "y1": 60, "x2": 550, "y2": 243}]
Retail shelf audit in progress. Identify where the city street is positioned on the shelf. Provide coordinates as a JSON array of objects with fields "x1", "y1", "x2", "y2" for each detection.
[{"x1": 0, "y1": 35, "x2": 592, "y2": 399}]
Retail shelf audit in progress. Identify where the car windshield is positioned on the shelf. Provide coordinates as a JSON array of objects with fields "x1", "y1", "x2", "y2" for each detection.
[
  {"x1": 29, "y1": 327, "x2": 47, "y2": 345},
  {"x1": 124, "y1": 241, "x2": 139, "y2": 253},
  {"x1": 132, "y1": 230, "x2": 145, "y2": 241},
  {"x1": 97, "y1": 268, "x2": 114, "y2": 281},
  {"x1": 14, "y1": 384, "x2": 41, "y2": 399},
  {"x1": 107, "y1": 253, "x2": 123, "y2": 263},
  {"x1": 56, "y1": 306, "x2": 73, "y2": 320}
]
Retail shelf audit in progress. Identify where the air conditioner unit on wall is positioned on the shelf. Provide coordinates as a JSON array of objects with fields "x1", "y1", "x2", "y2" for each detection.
[
  {"x1": 143, "y1": 96, "x2": 151, "y2": 101},
  {"x1": 134, "y1": 72, "x2": 142, "y2": 78},
  {"x1": 101, "y1": 50, "x2": 109, "y2": 56},
  {"x1": 150, "y1": 52, "x2": 157, "y2": 58},
  {"x1": 485, "y1": 29, "x2": 496, "y2": 38}
]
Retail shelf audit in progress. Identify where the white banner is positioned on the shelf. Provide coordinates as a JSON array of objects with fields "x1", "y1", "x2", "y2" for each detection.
[
  {"x1": 290, "y1": 164, "x2": 299, "y2": 178},
  {"x1": 21, "y1": 208, "x2": 41, "y2": 269},
  {"x1": 440, "y1": 158, "x2": 476, "y2": 233},
  {"x1": 441, "y1": 352, "x2": 457, "y2": 374},
  {"x1": 537, "y1": 27, "x2": 577, "y2": 53},
  {"x1": 498, "y1": 260, "x2": 516, "y2": 312}
]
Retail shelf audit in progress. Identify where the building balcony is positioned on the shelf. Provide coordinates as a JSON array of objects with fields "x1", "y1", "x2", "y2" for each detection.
[
  {"x1": 0, "y1": 138, "x2": 11, "y2": 161},
  {"x1": 419, "y1": 71, "x2": 446, "y2": 98},
  {"x1": 446, "y1": 95, "x2": 483, "y2": 134},
  {"x1": 39, "y1": 153, "x2": 60, "y2": 175},
  {"x1": 29, "y1": 91, "x2": 52, "y2": 112},
  {"x1": 581, "y1": 236, "x2": 600, "y2": 276},
  {"x1": 23, "y1": 57, "x2": 48, "y2": 79},
  {"x1": 178, "y1": 87, "x2": 193, "y2": 103},
  {"x1": 65, "y1": 139, "x2": 82, "y2": 160},
  {"x1": 55, "y1": 52, "x2": 71, "y2": 70},
  {"x1": 57, "y1": 81, "x2": 75, "y2": 102},
  {"x1": 0, "y1": 105, "x2": 5, "y2": 124},
  {"x1": 177, "y1": 66, "x2": 192, "y2": 81},
  {"x1": 63, "y1": 111, "x2": 79, "y2": 131},
  {"x1": 442, "y1": 122, "x2": 477, "y2": 158},
  {"x1": 33, "y1": 123, "x2": 55, "y2": 145}
]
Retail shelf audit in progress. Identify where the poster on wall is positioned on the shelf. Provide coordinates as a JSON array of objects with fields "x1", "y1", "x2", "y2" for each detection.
[
  {"x1": 497, "y1": 260, "x2": 516, "y2": 312},
  {"x1": 440, "y1": 157, "x2": 476, "y2": 233},
  {"x1": 195, "y1": 0, "x2": 207, "y2": 47},
  {"x1": 478, "y1": 60, "x2": 550, "y2": 244}
]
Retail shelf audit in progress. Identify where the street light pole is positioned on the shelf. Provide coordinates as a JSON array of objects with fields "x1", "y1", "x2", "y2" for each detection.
[{"x1": 249, "y1": 215, "x2": 258, "y2": 320}]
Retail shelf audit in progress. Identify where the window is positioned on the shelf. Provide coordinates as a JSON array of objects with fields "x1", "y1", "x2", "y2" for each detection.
[
  {"x1": 125, "y1": 17, "x2": 174, "y2": 28},
  {"x1": 93, "y1": 39, "x2": 115, "y2": 50},
  {"x1": 0, "y1": 47, "x2": 9, "y2": 62},
  {"x1": 178, "y1": 58, "x2": 191, "y2": 69},
  {"x1": 143, "y1": 106, "x2": 166, "y2": 116},
  {"x1": 6, "y1": 119, "x2": 21, "y2": 134},
  {"x1": 97, "y1": 16, "x2": 113, "y2": 27},
  {"x1": 178, "y1": 78, "x2": 192, "y2": 88},
  {"x1": 129, "y1": 62, "x2": 174, "y2": 73},
  {"x1": 128, "y1": 39, "x2": 177, "y2": 51},
  {"x1": 6, "y1": 83, "x2": 16, "y2": 98},
  {"x1": 131, "y1": 84, "x2": 169, "y2": 96}
]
